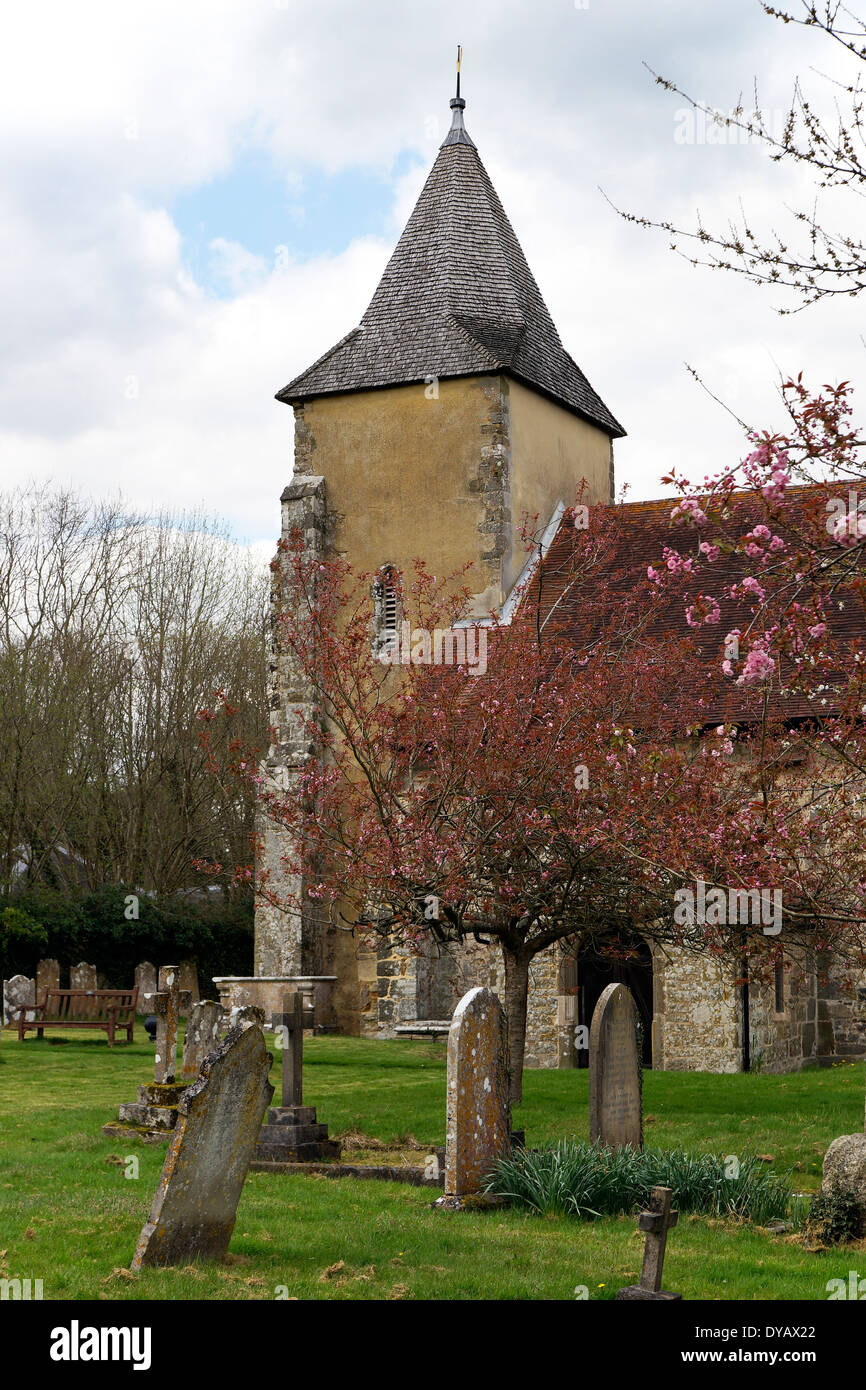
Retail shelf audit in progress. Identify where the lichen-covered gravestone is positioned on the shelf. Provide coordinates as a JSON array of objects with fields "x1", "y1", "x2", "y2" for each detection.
[
  {"x1": 3, "y1": 975, "x2": 35, "y2": 1025},
  {"x1": 442, "y1": 987, "x2": 511, "y2": 1200},
  {"x1": 131, "y1": 1023, "x2": 274, "y2": 1268},
  {"x1": 181, "y1": 1000, "x2": 225, "y2": 1080},
  {"x1": 589, "y1": 983, "x2": 643, "y2": 1151},
  {"x1": 70, "y1": 961, "x2": 98, "y2": 992},
  {"x1": 36, "y1": 959, "x2": 60, "y2": 999}
]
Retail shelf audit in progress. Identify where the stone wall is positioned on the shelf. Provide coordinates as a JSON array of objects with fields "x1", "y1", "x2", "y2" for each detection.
[
  {"x1": 652, "y1": 946, "x2": 742, "y2": 1073},
  {"x1": 523, "y1": 948, "x2": 558, "y2": 1069},
  {"x1": 820, "y1": 955, "x2": 866, "y2": 1059},
  {"x1": 747, "y1": 954, "x2": 818, "y2": 1073},
  {"x1": 254, "y1": 475, "x2": 327, "y2": 980}
]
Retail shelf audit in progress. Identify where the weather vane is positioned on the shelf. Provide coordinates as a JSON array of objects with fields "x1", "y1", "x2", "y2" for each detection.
[{"x1": 456, "y1": 45, "x2": 462, "y2": 101}]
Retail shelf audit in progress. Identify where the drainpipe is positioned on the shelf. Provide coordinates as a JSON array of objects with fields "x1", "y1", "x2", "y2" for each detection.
[{"x1": 741, "y1": 956, "x2": 750, "y2": 1073}]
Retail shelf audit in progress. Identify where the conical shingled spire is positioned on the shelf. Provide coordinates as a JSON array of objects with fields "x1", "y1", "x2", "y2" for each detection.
[{"x1": 277, "y1": 89, "x2": 624, "y2": 438}]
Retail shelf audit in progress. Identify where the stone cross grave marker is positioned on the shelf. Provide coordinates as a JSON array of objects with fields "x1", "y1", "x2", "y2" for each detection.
[
  {"x1": 616, "y1": 1185, "x2": 681, "y2": 1300},
  {"x1": 443, "y1": 986, "x2": 511, "y2": 1198},
  {"x1": 251, "y1": 991, "x2": 341, "y2": 1165},
  {"x1": 279, "y1": 991, "x2": 304, "y2": 1107},
  {"x1": 70, "y1": 961, "x2": 97, "y2": 992},
  {"x1": 131, "y1": 1023, "x2": 274, "y2": 1268},
  {"x1": 589, "y1": 982, "x2": 642, "y2": 1151},
  {"x1": 3, "y1": 974, "x2": 35, "y2": 1025},
  {"x1": 36, "y1": 958, "x2": 60, "y2": 999},
  {"x1": 149, "y1": 964, "x2": 192, "y2": 1084},
  {"x1": 181, "y1": 1000, "x2": 225, "y2": 1080}
]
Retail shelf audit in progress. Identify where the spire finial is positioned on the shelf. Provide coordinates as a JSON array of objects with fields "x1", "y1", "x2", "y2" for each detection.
[{"x1": 440, "y1": 45, "x2": 476, "y2": 149}]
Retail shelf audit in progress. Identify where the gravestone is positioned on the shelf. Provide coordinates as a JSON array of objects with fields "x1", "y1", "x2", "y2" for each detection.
[
  {"x1": 70, "y1": 961, "x2": 98, "y2": 992},
  {"x1": 131, "y1": 1023, "x2": 274, "y2": 1268},
  {"x1": 227, "y1": 1004, "x2": 265, "y2": 1031},
  {"x1": 589, "y1": 982, "x2": 643, "y2": 1150},
  {"x1": 3, "y1": 975, "x2": 35, "y2": 1025},
  {"x1": 616, "y1": 1185, "x2": 681, "y2": 1300},
  {"x1": 36, "y1": 958, "x2": 60, "y2": 999},
  {"x1": 178, "y1": 959, "x2": 199, "y2": 1014},
  {"x1": 151, "y1": 964, "x2": 192, "y2": 1084},
  {"x1": 441, "y1": 987, "x2": 511, "y2": 1200},
  {"x1": 251, "y1": 992, "x2": 340, "y2": 1166},
  {"x1": 181, "y1": 1000, "x2": 225, "y2": 1080},
  {"x1": 134, "y1": 962, "x2": 157, "y2": 1013},
  {"x1": 104, "y1": 964, "x2": 192, "y2": 1142}
]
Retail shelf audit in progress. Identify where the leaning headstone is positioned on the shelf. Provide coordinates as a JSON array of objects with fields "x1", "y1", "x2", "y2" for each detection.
[
  {"x1": 178, "y1": 959, "x2": 199, "y2": 1014},
  {"x1": 589, "y1": 982, "x2": 643, "y2": 1151},
  {"x1": 134, "y1": 962, "x2": 157, "y2": 1013},
  {"x1": 130, "y1": 1023, "x2": 274, "y2": 1269},
  {"x1": 3, "y1": 975, "x2": 35, "y2": 1025},
  {"x1": 440, "y1": 987, "x2": 511, "y2": 1202},
  {"x1": 70, "y1": 961, "x2": 98, "y2": 992},
  {"x1": 36, "y1": 958, "x2": 60, "y2": 999},
  {"x1": 250, "y1": 992, "x2": 340, "y2": 1167},
  {"x1": 616, "y1": 1185, "x2": 681, "y2": 1300},
  {"x1": 227, "y1": 1004, "x2": 265, "y2": 1032},
  {"x1": 181, "y1": 1000, "x2": 225, "y2": 1080}
]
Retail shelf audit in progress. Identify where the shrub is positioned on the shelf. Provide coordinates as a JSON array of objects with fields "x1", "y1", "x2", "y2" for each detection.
[
  {"x1": 806, "y1": 1184, "x2": 863, "y2": 1246},
  {"x1": 0, "y1": 905, "x2": 48, "y2": 977},
  {"x1": 486, "y1": 1138, "x2": 794, "y2": 1225},
  {"x1": 0, "y1": 884, "x2": 253, "y2": 993}
]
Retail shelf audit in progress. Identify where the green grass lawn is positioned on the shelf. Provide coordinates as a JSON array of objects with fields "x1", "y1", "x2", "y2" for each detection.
[{"x1": 1, "y1": 1028, "x2": 864, "y2": 1300}]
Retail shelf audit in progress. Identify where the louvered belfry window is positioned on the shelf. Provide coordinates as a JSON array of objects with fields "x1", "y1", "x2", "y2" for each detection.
[
  {"x1": 373, "y1": 564, "x2": 401, "y2": 652},
  {"x1": 382, "y1": 572, "x2": 398, "y2": 634}
]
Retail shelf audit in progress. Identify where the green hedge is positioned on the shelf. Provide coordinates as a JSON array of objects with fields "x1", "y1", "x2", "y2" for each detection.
[{"x1": 0, "y1": 885, "x2": 253, "y2": 997}]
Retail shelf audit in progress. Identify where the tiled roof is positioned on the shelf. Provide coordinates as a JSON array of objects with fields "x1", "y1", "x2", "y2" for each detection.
[
  {"x1": 534, "y1": 492, "x2": 864, "y2": 726},
  {"x1": 276, "y1": 99, "x2": 624, "y2": 438}
]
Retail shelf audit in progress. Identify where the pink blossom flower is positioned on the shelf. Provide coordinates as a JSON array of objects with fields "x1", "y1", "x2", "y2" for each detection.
[
  {"x1": 671, "y1": 498, "x2": 708, "y2": 527},
  {"x1": 737, "y1": 647, "x2": 776, "y2": 685},
  {"x1": 741, "y1": 576, "x2": 766, "y2": 603}
]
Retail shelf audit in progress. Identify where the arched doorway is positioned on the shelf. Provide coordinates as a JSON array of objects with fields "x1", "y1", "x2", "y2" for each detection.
[{"x1": 572, "y1": 936, "x2": 653, "y2": 1068}]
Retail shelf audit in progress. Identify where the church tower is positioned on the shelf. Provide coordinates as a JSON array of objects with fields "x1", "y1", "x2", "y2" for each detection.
[{"x1": 257, "y1": 79, "x2": 625, "y2": 1036}]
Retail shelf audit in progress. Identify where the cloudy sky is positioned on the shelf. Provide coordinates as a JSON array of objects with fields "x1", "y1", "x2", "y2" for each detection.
[{"x1": 2, "y1": 0, "x2": 862, "y2": 554}]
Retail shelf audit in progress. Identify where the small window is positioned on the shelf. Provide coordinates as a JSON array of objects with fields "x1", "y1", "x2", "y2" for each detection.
[
  {"x1": 372, "y1": 564, "x2": 401, "y2": 654},
  {"x1": 774, "y1": 959, "x2": 785, "y2": 1014}
]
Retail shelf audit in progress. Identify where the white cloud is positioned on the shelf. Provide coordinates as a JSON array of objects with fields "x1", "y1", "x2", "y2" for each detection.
[{"x1": 0, "y1": 0, "x2": 863, "y2": 543}]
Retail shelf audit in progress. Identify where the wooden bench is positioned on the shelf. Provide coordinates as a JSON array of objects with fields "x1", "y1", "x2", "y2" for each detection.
[{"x1": 13, "y1": 988, "x2": 138, "y2": 1045}]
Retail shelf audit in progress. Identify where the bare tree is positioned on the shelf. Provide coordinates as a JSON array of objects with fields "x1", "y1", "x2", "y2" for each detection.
[
  {"x1": 614, "y1": 2, "x2": 866, "y2": 311},
  {"x1": 0, "y1": 485, "x2": 268, "y2": 897}
]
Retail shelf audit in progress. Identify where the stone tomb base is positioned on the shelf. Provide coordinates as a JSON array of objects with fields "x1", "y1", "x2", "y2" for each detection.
[
  {"x1": 251, "y1": 1105, "x2": 341, "y2": 1165},
  {"x1": 102, "y1": 1081, "x2": 190, "y2": 1142}
]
